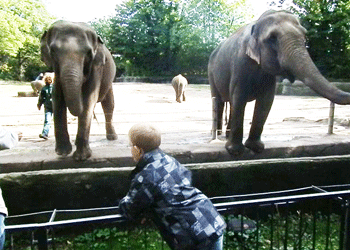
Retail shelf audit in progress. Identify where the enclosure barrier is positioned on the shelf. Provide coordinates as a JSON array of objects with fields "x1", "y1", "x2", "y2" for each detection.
[{"x1": 4, "y1": 184, "x2": 350, "y2": 250}]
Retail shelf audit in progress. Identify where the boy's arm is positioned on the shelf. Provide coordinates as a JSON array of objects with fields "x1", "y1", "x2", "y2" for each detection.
[
  {"x1": 119, "y1": 178, "x2": 155, "y2": 220},
  {"x1": 37, "y1": 89, "x2": 45, "y2": 109}
]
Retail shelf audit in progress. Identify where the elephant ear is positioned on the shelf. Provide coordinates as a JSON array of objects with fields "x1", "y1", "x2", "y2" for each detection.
[
  {"x1": 40, "y1": 30, "x2": 52, "y2": 68},
  {"x1": 246, "y1": 24, "x2": 261, "y2": 65},
  {"x1": 93, "y1": 36, "x2": 106, "y2": 66}
]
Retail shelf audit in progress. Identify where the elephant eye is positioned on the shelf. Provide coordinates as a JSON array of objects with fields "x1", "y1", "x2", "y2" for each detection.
[
  {"x1": 87, "y1": 49, "x2": 93, "y2": 59},
  {"x1": 268, "y1": 33, "x2": 277, "y2": 43},
  {"x1": 49, "y1": 46, "x2": 57, "y2": 57}
]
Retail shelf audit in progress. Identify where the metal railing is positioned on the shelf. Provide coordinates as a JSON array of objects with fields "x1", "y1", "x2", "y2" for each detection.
[{"x1": 5, "y1": 184, "x2": 350, "y2": 249}]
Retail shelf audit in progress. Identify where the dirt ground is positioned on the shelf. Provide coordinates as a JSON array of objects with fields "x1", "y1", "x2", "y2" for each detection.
[{"x1": 1, "y1": 81, "x2": 350, "y2": 161}]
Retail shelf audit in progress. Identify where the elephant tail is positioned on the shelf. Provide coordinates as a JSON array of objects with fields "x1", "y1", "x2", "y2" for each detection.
[{"x1": 93, "y1": 111, "x2": 99, "y2": 125}]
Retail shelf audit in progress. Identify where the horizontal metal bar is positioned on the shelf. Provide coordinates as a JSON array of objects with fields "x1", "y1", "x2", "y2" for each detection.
[
  {"x1": 6, "y1": 214, "x2": 125, "y2": 233},
  {"x1": 214, "y1": 190, "x2": 350, "y2": 211},
  {"x1": 6, "y1": 188, "x2": 350, "y2": 234}
]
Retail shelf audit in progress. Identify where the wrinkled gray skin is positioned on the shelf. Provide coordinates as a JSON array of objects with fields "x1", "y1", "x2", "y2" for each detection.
[
  {"x1": 41, "y1": 20, "x2": 117, "y2": 161},
  {"x1": 172, "y1": 74, "x2": 188, "y2": 103},
  {"x1": 208, "y1": 10, "x2": 350, "y2": 156}
]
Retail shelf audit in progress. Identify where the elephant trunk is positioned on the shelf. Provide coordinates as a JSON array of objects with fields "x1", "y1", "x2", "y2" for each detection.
[
  {"x1": 60, "y1": 66, "x2": 84, "y2": 116},
  {"x1": 283, "y1": 43, "x2": 350, "y2": 105}
]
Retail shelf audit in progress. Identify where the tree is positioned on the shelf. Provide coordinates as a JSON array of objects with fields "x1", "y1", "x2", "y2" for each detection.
[
  {"x1": 0, "y1": 0, "x2": 55, "y2": 80},
  {"x1": 108, "y1": 0, "x2": 180, "y2": 76},
  {"x1": 173, "y1": 0, "x2": 248, "y2": 74},
  {"x1": 105, "y1": 0, "x2": 249, "y2": 76}
]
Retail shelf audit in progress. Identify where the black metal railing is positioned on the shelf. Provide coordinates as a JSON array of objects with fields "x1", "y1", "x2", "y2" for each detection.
[{"x1": 5, "y1": 184, "x2": 350, "y2": 250}]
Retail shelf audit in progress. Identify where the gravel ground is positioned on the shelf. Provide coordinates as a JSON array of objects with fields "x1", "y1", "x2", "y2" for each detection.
[{"x1": 1, "y1": 81, "x2": 350, "y2": 160}]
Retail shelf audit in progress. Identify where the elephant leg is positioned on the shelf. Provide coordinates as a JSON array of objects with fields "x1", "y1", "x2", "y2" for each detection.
[
  {"x1": 174, "y1": 88, "x2": 179, "y2": 102},
  {"x1": 245, "y1": 80, "x2": 276, "y2": 153},
  {"x1": 53, "y1": 87, "x2": 72, "y2": 156},
  {"x1": 211, "y1": 96, "x2": 225, "y2": 140},
  {"x1": 182, "y1": 91, "x2": 186, "y2": 102},
  {"x1": 225, "y1": 91, "x2": 247, "y2": 156},
  {"x1": 74, "y1": 108, "x2": 93, "y2": 161},
  {"x1": 73, "y1": 93, "x2": 99, "y2": 161},
  {"x1": 101, "y1": 88, "x2": 118, "y2": 141},
  {"x1": 176, "y1": 85, "x2": 183, "y2": 103}
]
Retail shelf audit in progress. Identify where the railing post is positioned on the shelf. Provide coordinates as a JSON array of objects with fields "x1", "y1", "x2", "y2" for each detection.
[
  {"x1": 36, "y1": 228, "x2": 48, "y2": 250},
  {"x1": 328, "y1": 101, "x2": 335, "y2": 134}
]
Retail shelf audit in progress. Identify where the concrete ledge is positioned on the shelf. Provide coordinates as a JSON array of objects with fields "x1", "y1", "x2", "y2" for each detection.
[{"x1": 2, "y1": 135, "x2": 350, "y2": 173}]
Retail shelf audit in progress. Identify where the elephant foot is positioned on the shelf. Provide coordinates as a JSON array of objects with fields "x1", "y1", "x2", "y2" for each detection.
[
  {"x1": 106, "y1": 126, "x2": 118, "y2": 140},
  {"x1": 73, "y1": 146, "x2": 92, "y2": 161},
  {"x1": 107, "y1": 133, "x2": 118, "y2": 141},
  {"x1": 225, "y1": 141, "x2": 245, "y2": 156},
  {"x1": 55, "y1": 141, "x2": 72, "y2": 157},
  {"x1": 225, "y1": 129, "x2": 231, "y2": 139},
  {"x1": 245, "y1": 138, "x2": 265, "y2": 153}
]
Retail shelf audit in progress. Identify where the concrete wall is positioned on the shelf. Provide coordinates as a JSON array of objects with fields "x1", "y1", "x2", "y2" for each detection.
[{"x1": 2, "y1": 155, "x2": 350, "y2": 216}]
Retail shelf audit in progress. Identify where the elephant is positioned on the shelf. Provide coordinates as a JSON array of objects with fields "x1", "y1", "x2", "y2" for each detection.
[
  {"x1": 208, "y1": 10, "x2": 350, "y2": 156},
  {"x1": 41, "y1": 20, "x2": 117, "y2": 161},
  {"x1": 171, "y1": 74, "x2": 188, "y2": 103}
]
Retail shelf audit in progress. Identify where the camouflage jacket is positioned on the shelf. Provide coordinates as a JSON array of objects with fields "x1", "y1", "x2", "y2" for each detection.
[
  {"x1": 119, "y1": 149, "x2": 226, "y2": 250},
  {"x1": 38, "y1": 84, "x2": 53, "y2": 112}
]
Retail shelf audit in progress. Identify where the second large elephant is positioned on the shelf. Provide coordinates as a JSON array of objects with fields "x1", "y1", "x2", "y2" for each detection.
[
  {"x1": 208, "y1": 10, "x2": 350, "y2": 156},
  {"x1": 41, "y1": 20, "x2": 117, "y2": 161}
]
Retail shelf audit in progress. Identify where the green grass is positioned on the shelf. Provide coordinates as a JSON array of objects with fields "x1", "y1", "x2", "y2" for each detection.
[{"x1": 7, "y1": 212, "x2": 342, "y2": 250}]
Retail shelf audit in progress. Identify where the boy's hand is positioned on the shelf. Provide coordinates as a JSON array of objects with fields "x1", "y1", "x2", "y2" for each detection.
[{"x1": 37, "y1": 104, "x2": 41, "y2": 110}]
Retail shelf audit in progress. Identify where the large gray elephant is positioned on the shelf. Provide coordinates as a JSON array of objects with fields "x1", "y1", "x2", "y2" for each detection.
[
  {"x1": 41, "y1": 20, "x2": 117, "y2": 161},
  {"x1": 208, "y1": 10, "x2": 350, "y2": 156}
]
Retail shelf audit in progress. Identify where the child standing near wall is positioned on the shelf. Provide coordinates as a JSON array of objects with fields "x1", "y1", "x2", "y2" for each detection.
[
  {"x1": 37, "y1": 74, "x2": 53, "y2": 140},
  {"x1": 119, "y1": 123, "x2": 226, "y2": 250}
]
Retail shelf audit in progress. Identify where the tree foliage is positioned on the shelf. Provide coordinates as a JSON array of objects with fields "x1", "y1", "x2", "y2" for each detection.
[
  {"x1": 2, "y1": 0, "x2": 350, "y2": 81},
  {"x1": 174, "y1": 0, "x2": 246, "y2": 74},
  {"x1": 103, "y1": 0, "x2": 248, "y2": 76},
  {"x1": 106, "y1": 0, "x2": 179, "y2": 76},
  {"x1": 0, "y1": 0, "x2": 55, "y2": 80}
]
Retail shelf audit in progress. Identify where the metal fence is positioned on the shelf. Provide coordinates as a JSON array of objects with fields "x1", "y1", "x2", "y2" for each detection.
[{"x1": 5, "y1": 184, "x2": 350, "y2": 250}]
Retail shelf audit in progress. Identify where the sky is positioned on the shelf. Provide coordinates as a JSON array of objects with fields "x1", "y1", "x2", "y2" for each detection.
[{"x1": 42, "y1": 0, "x2": 275, "y2": 23}]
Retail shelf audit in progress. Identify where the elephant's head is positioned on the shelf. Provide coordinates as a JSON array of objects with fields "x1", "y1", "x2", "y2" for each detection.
[
  {"x1": 246, "y1": 10, "x2": 350, "y2": 104},
  {"x1": 41, "y1": 20, "x2": 106, "y2": 116}
]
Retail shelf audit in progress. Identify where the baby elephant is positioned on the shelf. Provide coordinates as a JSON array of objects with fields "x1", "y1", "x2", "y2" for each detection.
[{"x1": 171, "y1": 74, "x2": 188, "y2": 103}]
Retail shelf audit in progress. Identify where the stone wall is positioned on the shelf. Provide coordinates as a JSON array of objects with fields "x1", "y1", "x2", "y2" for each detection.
[{"x1": 2, "y1": 155, "x2": 350, "y2": 216}]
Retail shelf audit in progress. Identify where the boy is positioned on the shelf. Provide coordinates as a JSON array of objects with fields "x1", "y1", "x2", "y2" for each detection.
[
  {"x1": 37, "y1": 73, "x2": 53, "y2": 140},
  {"x1": 119, "y1": 123, "x2": 226, "y2": 250}
]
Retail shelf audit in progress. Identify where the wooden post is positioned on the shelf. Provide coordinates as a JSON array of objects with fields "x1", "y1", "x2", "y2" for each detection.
[
  {"x1": 212, "y1": 97, "x2": 218, "y2": 140},
  {"x1": 328, "y1": 102, "x2": 335, "y2": 134}
]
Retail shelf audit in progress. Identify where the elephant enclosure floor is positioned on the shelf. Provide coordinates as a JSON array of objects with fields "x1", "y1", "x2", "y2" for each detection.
[{"x1": 2, "y1": 81, "x2": 350, "y2": 169}]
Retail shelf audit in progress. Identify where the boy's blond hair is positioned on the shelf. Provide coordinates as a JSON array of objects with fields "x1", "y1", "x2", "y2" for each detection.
[
  {"x1": 129, "y1": 123, "x2": 161, "y2": 153},
  {"x1": 43, "y1": 72, "x2": 55, "y2": 84}
]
